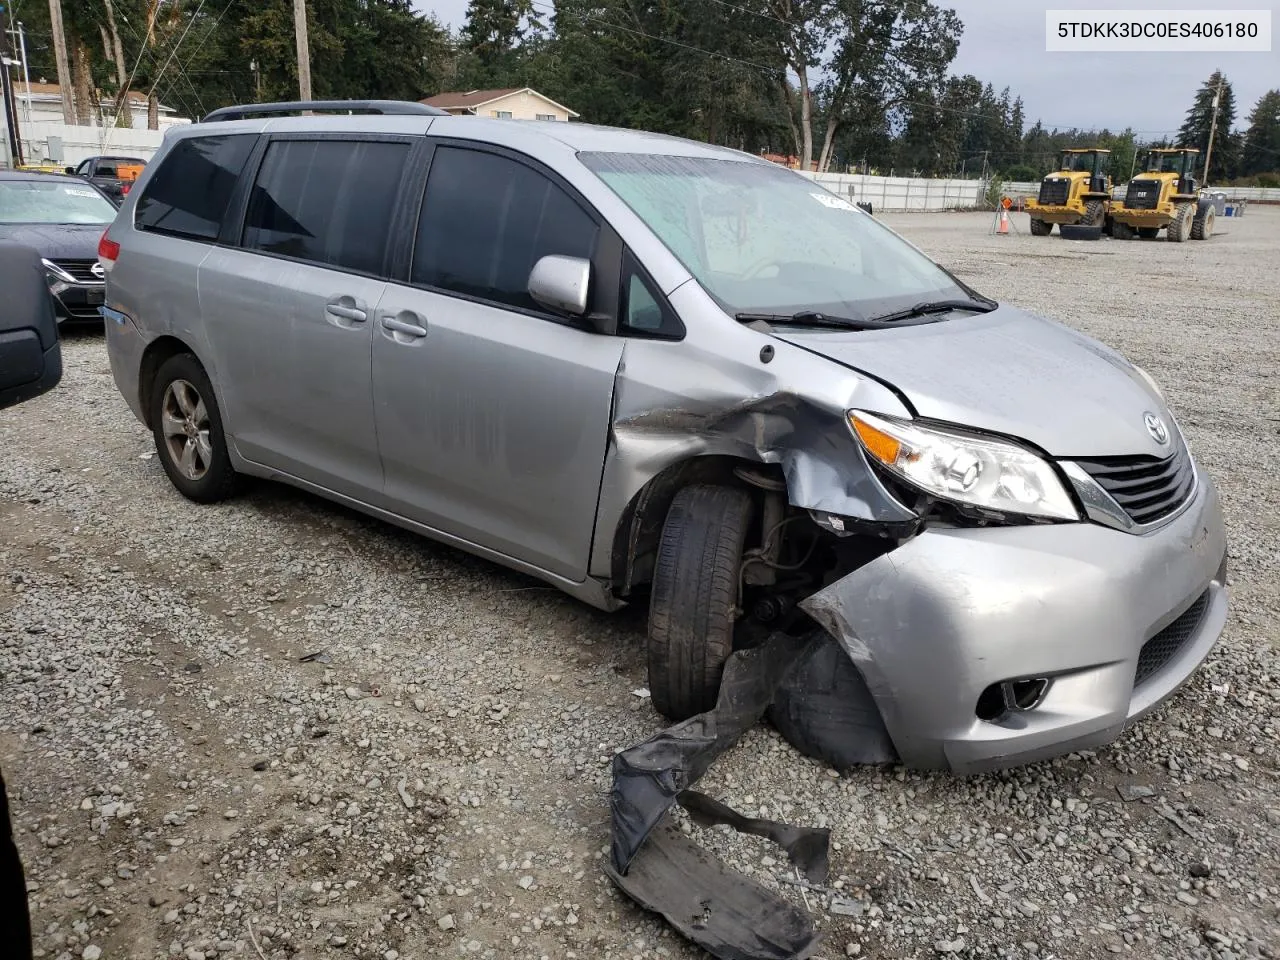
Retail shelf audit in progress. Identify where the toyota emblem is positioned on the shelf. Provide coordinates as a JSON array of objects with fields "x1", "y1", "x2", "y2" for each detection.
[
  {"x1": 1144, "y1": 412, "x2": 1170, "y2": 445},
  {"x1": 90, "y1": 261, "x2": 105, "y2": 279}
]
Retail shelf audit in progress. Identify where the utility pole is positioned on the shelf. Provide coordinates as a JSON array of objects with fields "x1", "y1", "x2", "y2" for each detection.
[
  {"x1": 47, "y1": 0, "x2": 75, "y2": 124},
  {"x1": 14, "y1": 22, "x2": 31, "y2": 122},
  {"x1": 293, "y1": 0, "x2": 312, "y2": 102},
  {"x1": 1202, "y1": 75, "x2": 1224, "y2": 185}
]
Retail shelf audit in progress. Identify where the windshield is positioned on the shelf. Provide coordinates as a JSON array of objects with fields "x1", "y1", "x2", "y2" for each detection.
[
  {"x1": 1060, "y1": 152, "x2": 1099, "y2": 173},
  {"x1": 1146, "y1": 153, "x2": 1188, "y2": 174},
  {"x1": 0, "y1": 179, "x2": 117, "y2": 225},
  {"x1": 579, "y1": 152, "x2": 970, "y2": 320}
]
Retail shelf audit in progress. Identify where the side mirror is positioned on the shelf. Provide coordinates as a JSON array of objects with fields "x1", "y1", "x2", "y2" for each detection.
[
  {"x1": 0, "y1": 242, "x2": 63, "y2": 412},
  {"x1": 528, "y1": 255, "x2": 590, "y2": 317},
  {"x1": 65, "y1": 166, "x2": 76, "y2": 175}
]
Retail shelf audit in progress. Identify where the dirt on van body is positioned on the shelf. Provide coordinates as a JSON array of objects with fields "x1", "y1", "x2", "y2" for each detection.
[{"x1": 2, "y1": 208, "x2": 1278, "y2": 960}]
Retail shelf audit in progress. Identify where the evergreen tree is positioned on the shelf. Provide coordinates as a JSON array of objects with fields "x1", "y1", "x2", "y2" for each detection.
[
  {"x1": 1176, "y1": 70, "x2": 1238, "y2": 181},
  {"x1": 1240, "y1": 89, "x2": 1280, "y2": 177}
]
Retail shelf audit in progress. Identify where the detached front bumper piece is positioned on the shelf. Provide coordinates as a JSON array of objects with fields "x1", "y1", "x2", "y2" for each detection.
[{"x1": 802, "y1": 473, "x2": 1228, "y2": 773}]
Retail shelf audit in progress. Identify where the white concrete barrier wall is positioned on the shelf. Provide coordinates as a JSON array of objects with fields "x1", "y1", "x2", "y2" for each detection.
[
  {"x1": 800, "y1": 171, "x2": 986, "y2": 211},
  {"x1": 9, "y1": 120, "x2": 168, "y2": 167}
]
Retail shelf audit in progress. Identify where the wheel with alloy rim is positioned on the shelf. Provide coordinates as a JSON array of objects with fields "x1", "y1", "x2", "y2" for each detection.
[
  {"x1": 161, "y1": 379, "x2": 213, "y2": 481},
  {"x1": 150, "y1": 353, "x2": 242, "y2": 502}
]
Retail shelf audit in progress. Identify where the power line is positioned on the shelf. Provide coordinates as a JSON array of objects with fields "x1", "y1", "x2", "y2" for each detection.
[{"x1": 113, "y1": 9, "x2": 204, "y2": 122}]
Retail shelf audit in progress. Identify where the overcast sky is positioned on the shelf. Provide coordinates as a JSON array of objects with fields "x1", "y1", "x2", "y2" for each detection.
[{"x1": 416, "y1": 0, "x2": 1277, "y2": 135}]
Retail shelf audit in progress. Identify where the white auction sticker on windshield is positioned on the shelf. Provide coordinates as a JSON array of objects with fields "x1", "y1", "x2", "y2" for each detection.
[
  {"x1": 65, "y1": 187, "x2": 100, "y2": 198},
  {"x1": 810, "y1": 192, "x2": 857, "y2": 211}
]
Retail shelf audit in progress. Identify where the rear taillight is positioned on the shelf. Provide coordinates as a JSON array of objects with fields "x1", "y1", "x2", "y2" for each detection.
[
  {"x1": 120, "y1": 183, "x2": 131, "y2": 195},
  {"x1": 98, "y1": 230, "x2": 120, "y2": 272}
]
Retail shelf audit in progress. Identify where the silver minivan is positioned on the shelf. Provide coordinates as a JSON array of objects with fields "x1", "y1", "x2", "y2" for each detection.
[{"x1": 101, "y1": 100, "x2": 1228, "y2": 773}]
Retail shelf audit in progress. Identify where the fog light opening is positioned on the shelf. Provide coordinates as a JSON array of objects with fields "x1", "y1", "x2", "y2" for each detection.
[{"x1": 976, "y1": 678, "x2": 1051, "y2": 722}]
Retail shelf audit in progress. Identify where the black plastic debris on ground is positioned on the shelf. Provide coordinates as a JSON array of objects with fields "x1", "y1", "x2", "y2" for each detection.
[{"x1": 606, "y1": 630, "x2": 846, "y2": 960}]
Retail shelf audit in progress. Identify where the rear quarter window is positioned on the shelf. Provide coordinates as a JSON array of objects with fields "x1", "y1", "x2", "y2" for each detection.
[{"x1": 134, "y1": 135, "x2": 256, "y2": 241}]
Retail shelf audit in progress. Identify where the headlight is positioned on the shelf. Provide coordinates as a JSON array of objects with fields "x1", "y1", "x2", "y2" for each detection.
[{"x1": 849, "y1": 411, "x2": 1079, "y2": 521}]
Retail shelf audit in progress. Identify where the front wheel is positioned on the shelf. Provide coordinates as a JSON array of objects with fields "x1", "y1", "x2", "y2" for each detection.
[
  {"x1": 647, "y1": 485, "x2": 754, "y2": 721},
  {"x1": 1167, "y1": 202, "x2": 1193, "y2": 242},
  {"x1": 1083, "y1": 199, "x2": 1105, "y2": 226},
  {"x1": 150, "y1": 353, "x2": 242, "y2": 503},
  {"x1": 1029, "y1": 218, "x2": 1052, "y2": 236},
  {"x1": 1112, "y1": 221, "x2": 1136, "y2": 240},
  {"x1": 1191, "y1": 206, "x2": 1215, "y2": 240}
]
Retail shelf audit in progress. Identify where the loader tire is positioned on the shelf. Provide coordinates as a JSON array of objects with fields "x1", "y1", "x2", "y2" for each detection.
[
  {"x1": 1167, "y1": 202, "x2": 1193, "y2": 242},
  {"x1": 1029, "y1": 218, "x2": 1052, "y2": 236},
  {"x1": 1084, "y1": 199, "x2": 1105, "y2": 226},
  {"x1": 1191, "y1": 206, "x2": 1215, "y2": 240},
  {"x1": 1138, "y1": 227, "x2": 1160, "y2": 239},
  {"x1": 1111, "y1": 221, "x2": 1136, "y2": 240},
  {"x1": 647, "y1": 485, "x2": 754, "y2": 721}
]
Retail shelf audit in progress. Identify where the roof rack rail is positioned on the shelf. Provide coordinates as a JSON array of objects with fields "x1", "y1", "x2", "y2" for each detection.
[{"x1": 201, "y1": 100, "x2": 448, "y2": 123}]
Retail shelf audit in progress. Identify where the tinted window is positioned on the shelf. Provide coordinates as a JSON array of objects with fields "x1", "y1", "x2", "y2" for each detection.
[
  {"x1": 413, "y1": 147, "x2": 598, "y2": 312},
  {"x1": 135, "y1": 135, "x2": 256, "y2": 241},
  {"x1": 620, "y1": 252, "x2": 682, "y2": 339},
  {"x1": 241, "y1": 139, "x2": 409, "y2": 276}
]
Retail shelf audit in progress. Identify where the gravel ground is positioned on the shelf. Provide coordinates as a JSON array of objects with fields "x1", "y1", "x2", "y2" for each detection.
[{"x1": 2, "y1": 207, "x2": 1278, "y2": 960}]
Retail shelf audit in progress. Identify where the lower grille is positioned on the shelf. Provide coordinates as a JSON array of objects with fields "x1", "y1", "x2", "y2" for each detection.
[
  {"x1": 1038, "y1": 178, "x2": 1070, "y2": 205},
  {"x1": 1073, "y1": 439, "x2": 1195, "y2": 526},
  {"x1": 1135, "y1": 591, "x2": 1209, "y2": 686},
  {"x1": 49, "y1": 258, "x2": 103, "y2": 283},
  {"x1": 1124, "y1": 180, "x2": 1162, "y2": 210}
]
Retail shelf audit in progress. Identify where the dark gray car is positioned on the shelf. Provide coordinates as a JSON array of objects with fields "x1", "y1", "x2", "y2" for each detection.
[
  {"x1": 99, "y1": 102, "x2": 1228, "y2": 773},
  {"x1": 0, "y1": 171, "x2": 114, "y2": 324}
]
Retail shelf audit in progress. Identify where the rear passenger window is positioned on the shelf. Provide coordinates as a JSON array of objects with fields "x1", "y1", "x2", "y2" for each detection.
[
  {"x1": 135, "y1": 135, "x2": 256, "y2": 241},
  {"x1": 241, "y1": 139, "x2": 409, "y2": 276},
  {"x1": 413, "y1": 147, "x2": 598, "y2": 312}
]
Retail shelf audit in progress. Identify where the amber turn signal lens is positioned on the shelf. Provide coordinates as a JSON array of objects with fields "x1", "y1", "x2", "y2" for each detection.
[{"x1": 850, "y1": 414, "x2": 901, "y2": 466}]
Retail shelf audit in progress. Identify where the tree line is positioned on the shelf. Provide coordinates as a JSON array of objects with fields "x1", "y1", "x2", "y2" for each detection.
[{"x1": 5, "y1": 0, "x2": 1278, "y2": 184}]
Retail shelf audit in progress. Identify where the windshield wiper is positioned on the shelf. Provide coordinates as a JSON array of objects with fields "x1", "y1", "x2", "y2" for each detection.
[
  {"x1": 734, "y1": 310, "x2": 874, "y2": 330},
  {"x1": 867, "y1": 297, "x2": 997, "y2": 325}
]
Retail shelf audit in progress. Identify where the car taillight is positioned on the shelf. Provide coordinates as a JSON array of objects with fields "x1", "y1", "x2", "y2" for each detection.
[
  {"x1": 98, "y1": 230, "x2": 120, "y2": 272},
  {"x1": 121, "y1": 182, "x2": 131, "y2": 195}
]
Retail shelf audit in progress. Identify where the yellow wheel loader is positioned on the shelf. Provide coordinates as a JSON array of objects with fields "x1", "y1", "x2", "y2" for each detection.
[
  {"x1": 1025, "y1": 149, "x2": 1112, "y2": 236},
  {"x1": 1109, "y1": 148, "x2": 1217, "y2": 242}
]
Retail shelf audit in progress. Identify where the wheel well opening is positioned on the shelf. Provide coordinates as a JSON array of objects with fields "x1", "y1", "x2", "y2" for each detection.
[
  {"x1": 610, "y1": 457, "x2": 774, "y2": 599},
  {"x1": 610, "y1": 456, "x2": 896, "y2": 607},
  {"x1": 138, "y1": 336, "x2": 194, "y2": 428}
]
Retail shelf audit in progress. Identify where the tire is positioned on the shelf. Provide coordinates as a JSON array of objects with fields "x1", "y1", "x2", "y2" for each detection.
[
  {"x1": 1138, "y1": 227, "x2": 1160, "y2": 239},
  {"x1": 1111, "y1": 221, "x2": 1136, "y2": 240},
  {"x1": 149, "y1": 353, "x2": 242, "y2": 503},
  {"x1": 1191, "y1": 206, "x2": 1214, "y2": 240},
  {"x1": 647, "y1": 484, "x2": 754, "y2": 721},
  {"x1": 1029, "y1": 218, "x2": 1052, "y2": 236},
  {"x1": 1166, "y1": 202, "x2": 1193, "y2": 242},
  {"x1": 1083, "y1": 199, "x2": 1105, "y2": 226}
]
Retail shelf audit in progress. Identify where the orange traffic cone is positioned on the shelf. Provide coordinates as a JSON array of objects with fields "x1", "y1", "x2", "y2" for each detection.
[{"x1": 997, "y1": 209, "x2": 1010, "y2": 235}]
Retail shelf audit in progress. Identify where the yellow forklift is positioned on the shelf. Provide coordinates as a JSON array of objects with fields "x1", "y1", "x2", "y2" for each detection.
[
  {"x1": 1025, "y1": 148, "x2": 1112, "y2": 236},
  {"x1": 1109, "y1": 148, "x2": 1216, "y2": 242}
]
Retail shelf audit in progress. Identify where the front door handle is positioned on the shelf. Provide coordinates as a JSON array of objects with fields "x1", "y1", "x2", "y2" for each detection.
[
  {"x1": 381, "y1": 315, "x2": 428, "y2": 339},
  {"x1": 326, "y1": 303, "x2": 367, "y2": 323}
]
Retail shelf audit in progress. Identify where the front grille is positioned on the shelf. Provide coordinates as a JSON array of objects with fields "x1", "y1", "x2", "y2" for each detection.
[
  {"x1": 1124, "y1": 179, "x2": 1162, "y2": 210},
  {"x1": 1038, "y1": 178, "x2": 1070, "y2": 205},
  {"x1": 1073, "y1": 440, "x2": 1194, "y2": 526},
  {"x1": 1135, "y1": 590, "x2": 1209, "y2": 686},
  {"x1": 49, "y1": 259, "x2": 103, "y2": 283}
]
